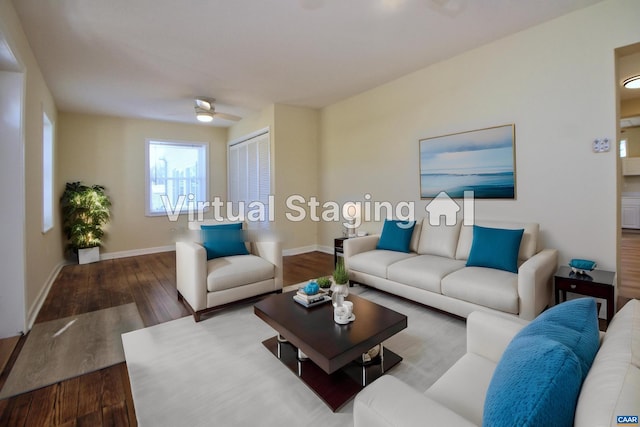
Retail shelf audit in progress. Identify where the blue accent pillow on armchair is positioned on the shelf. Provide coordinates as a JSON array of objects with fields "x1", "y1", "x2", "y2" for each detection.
[
  {"x1": 466, "y1": 225, "x2": 524, "y2": 273},
  {"x1": 376, "y1": 220, "x2": 416, "y2": 253},
  {"x1": 516, "y1": 298, "x2": 599, "y2": 380},
  {"x1": 201, "y1": 223, "x2": 249, "y2": 260},
  {"x1": 483, "y1": 336, "x2": 582, "y2": 427},
  {"x1": 483, "y1": 298, "x2": 600, "y2": 427}
]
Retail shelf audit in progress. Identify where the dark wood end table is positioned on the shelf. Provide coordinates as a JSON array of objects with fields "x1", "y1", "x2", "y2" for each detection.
[
  {"x1": 254, "y1": 291, "x2": 407, "y2": 411},
  {"x1": 334, "y1": 237, "x2": 348, "y2": 267},
  {"x1": 554, "y1": 265, "x2": 616, "y2": 326}
]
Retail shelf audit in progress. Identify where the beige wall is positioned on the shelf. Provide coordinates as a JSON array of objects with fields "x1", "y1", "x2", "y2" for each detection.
[
  {"x1": 622, "y1": 127, "x2": 640, "y2": 192},
  {"x1": 0, "y1": 0, "x2": 62, "y2": 327},
  {"x1": 57, "y1": 113, "x2": 228, "y2": 254},
  {"x1": 622, "y1": 98, "x2": 640, "y2": 117},
  {"x1": 273, "y1": 104, "x2": 320, "y2": 250},
  {"x1": 319, "y1": 0, "x2": 640, "y2": 271},
  {"x1": 622, "y1": 126, "x2": 640, "y2": 157},
  {"x1": 228, "y1": 104, "x2": 320, "y2": 251}
]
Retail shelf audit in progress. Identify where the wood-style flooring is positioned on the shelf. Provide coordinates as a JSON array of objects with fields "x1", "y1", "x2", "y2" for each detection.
[
  {"x1": 0, "y1": 251, "x2": 333, "y2": 426},
  {"x1": 620, "y1": 231, "x2": 640, "y2": 301}
]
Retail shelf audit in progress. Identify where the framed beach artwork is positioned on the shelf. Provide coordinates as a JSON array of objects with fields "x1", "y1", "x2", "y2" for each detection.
[{"x1": 419, "y1": 124, "x2": 516, "y2": 199}]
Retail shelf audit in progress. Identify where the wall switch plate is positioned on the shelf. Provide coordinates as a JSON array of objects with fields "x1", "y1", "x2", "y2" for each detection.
[{"x1": 593, "y1": 138, "x2": 610, "y2": 153}]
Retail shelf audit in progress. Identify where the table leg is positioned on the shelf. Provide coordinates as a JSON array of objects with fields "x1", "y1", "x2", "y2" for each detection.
[
  {"x1": 380, "y1": 346, "x2": 385, "y2": 374},
  {"x1": 607, "y1": 290, "x2": 614, "y2": 324}
]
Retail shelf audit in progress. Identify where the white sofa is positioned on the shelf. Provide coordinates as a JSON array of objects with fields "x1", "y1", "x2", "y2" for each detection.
[
  {"x1": 344, "y1": 219, "x2": 558, "y2": 320},
  {"x1": 176, "y1": 221, "x2": 282, "y2": 321},
  {"x1": 354, "y1": 298, "x2": 640, "y2": 427}
]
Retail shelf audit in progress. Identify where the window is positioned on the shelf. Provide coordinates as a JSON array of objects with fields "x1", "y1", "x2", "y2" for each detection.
[
  {"x1": 620, "y1": 139, "x2": 628, "y2": 158},
  {"x1": 146, "y1": 140, "x2": 208, "y2": 216},
  {"x1": 42, "y1": 112, "x2": 54, "y2": 233}
]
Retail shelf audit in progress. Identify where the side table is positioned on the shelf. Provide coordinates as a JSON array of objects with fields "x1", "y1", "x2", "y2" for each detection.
[
  {"x1": 334, "y1": 237, "x2": 349, "y2": 267},
  {"x1": 554, "y1": 266, "x2": 616, "y2": 326}
]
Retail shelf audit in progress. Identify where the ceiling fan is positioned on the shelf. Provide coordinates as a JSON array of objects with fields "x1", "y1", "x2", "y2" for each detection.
[{"x1": 194, "y1": 97, "x2": 241, "y2": 123}]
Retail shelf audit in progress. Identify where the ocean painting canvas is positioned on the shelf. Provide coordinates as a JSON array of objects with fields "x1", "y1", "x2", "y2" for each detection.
[{"x1": 419, "y1": 124, "x2": 515, "y2": 199}]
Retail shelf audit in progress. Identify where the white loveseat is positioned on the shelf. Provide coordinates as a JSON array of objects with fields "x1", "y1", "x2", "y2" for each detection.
[
  {"x1": 344, "y1": 219, "x2": 557, "y2": 320},
  {"x1": 176, "y1": 221, "x2": 282, "y2": 321},
  {"x1": 354, "y1": 298, "x2": 640, "y2": 427}
]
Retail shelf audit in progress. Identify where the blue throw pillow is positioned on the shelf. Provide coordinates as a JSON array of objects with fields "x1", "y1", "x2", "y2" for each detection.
[
  {"x1": 483, "y1": 336, "x2": 582, "y2": 427},
  {"x1": 516, "y1": 298, "x2": 599, "y2": 381},
  {"x1": 376, "y1": 220, "x2": 416, "y2": 253},
  {"x1": 201, "y1": 223, "x2": 249, "y2": 260},
  {"x1": 466, "y1": 225, "x2": 524, "y2": 273}
]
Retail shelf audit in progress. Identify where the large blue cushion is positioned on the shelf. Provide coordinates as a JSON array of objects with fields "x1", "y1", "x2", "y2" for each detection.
[
  {"x1": 517, "y1": 298, "x2": 599, "y2": 380},
  {"x1": 466, "y1": 225, "x2": 523, "y2": 273},
  {"x1": 482, "y1": 298, "x2": 600, "y2": 427},
  {"x1": 201, "y1": 223, "x2": 249, "y2": 260},
  {"x1": 376, "y1": 220, "x2": 416, "y2": 253},
  {"x1": 483, "y1": 337, "x2": 582, "y2": 427}
]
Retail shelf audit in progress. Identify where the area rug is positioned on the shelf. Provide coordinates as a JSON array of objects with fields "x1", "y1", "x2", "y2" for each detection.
[
  {"x1": 123, "y1": 287, "x2": 466, "y2": 426},
  {"x1": 0, "y1": 303, "x2": 144, "y2": 399}
]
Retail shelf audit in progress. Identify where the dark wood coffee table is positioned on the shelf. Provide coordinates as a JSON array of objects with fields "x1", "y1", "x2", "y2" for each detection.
[{"x1": 254, "y1": 291, "x2": 408, "y2": 411}]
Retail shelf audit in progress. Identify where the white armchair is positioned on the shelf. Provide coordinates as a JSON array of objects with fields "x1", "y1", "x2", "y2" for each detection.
[{"x1": 176, "y1": 221, "x2": 282, "y2": 321}]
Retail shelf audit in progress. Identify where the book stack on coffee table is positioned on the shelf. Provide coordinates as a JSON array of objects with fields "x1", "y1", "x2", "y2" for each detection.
[{"x1": 293, "y1": 288, "x2": 331, "y2": 308}]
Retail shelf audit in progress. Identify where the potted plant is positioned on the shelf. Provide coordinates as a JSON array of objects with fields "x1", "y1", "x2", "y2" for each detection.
[
  {"x1": 332, "y1": 258, "x2": 350, "y2": 307},
  {"x1": 317, "y1": 276, "x2": 332, "y2": 290},
  {"x1": 60, "y1": 181, "x2": 112, "y2": 264}
]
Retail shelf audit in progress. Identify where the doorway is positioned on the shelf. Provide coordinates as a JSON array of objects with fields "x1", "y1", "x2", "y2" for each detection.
[
  {"x1": 617, "y1": 42, "x2": 640, "y2": 302},
  {"x1": 0, "y1": 31, "x2": 27, "y2": 338}
]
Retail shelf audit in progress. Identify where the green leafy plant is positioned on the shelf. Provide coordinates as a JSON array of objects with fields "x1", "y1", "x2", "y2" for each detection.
[
  {"x1": 333, "y1": 258, "x2": 349, "y2": 285},
  {"x1": 61, "y1": 181, "x2": 111, "y2": 251},
  {"x1": 317, "y1": 276, "x2": 332, "y2": 289}
]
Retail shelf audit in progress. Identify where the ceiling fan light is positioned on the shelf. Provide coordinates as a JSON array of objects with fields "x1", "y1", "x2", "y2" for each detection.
[
  {"x1": 623, "y1": 75, "x2": 640, "y2": 89},
  {"x1": 196, "y1": 111, "x2": 214, "y2": 122},
  {"x1": 195, "y1": 98, "x2": 212, "y2": 110}
]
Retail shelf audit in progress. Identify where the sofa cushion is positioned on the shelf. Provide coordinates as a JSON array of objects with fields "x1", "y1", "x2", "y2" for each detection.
[
  {"x1": 517, "y1": 298, "x2": 599, "y2": 381},
  {"x1": 456, "y1": 220, "x2": 539, "y2": 262},
  {"x1": 483, "y1": 336, "x2": 582, "y2": 427},
  {"x1": 201, "y1": 222, "x2": 249, "y2": 260},
  {"x1": 387, "y1": 255, "x2": 465, "y2": 293},
  {"x1": 441, "y1": 267, "x2": 519, "y2": 314},
  {"x1": 426, "y1": 353, "x2": 497, "y2": 426},
  {"x1": 574, "y1": 299, "x2": 640, "y2": 427},
  {"x1": 409, "y1": 218, "x2": 423, "y2": 253},
  {"x1": 417, "y1": 220, "x2": 462, "y2": 259},
  {"x1": 466, "y1": 226, "x2": 523, "y2": 273},
  {"x1": 355, "y1": 376, "x2": 477, "y2": 427},
  {"x1": 206, "y1": 254, "x2": 274, "y2": 292},
  {"x1": 376, "y1": 219, "x2": 416, "y2": 253},
  {"x1": 348, "y1": 250, "x2": 416, "y2": 279}
]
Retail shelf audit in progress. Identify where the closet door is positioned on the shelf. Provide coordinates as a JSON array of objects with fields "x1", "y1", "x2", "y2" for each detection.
[{"x1": 228, "y1": 131, "x2": 271, "y2": 228}]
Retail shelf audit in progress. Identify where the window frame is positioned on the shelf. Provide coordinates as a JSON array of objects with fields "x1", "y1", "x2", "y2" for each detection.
[
  {"x1": 620, "y1": 139, "x2": 628, "y2": 158},
  {"x1": 145, "y1": 139, "x2": 209, "y2": 217},
  {"x1": 42, "y1": 111, "x2": 54, "y2": 233}
]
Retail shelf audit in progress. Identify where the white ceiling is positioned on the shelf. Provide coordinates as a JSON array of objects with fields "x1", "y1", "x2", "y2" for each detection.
[{"x1": 12, "y1": 0, "x2": 604, "y2": 127}]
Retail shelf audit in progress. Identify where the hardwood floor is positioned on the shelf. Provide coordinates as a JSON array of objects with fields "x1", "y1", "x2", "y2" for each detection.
[
  {"x1": 0, "y1": 251, "x2": 333, "y2": 426},
  {"x1": 620, "y1": 231, "x2": 640, "y2": 304}
]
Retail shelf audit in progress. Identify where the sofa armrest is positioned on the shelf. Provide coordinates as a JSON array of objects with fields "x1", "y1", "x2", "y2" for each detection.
[
  {"x1": 466, "y1": 311, "x2": 528, "y2": 363},
  {"x1": 354, "y1": 376, "x2": 476, "y2": 427},
  {"x1": 252, "y1": 240, "x2": 283, "y2": 290},
  {"x1": 176, "y1": 241, "x2": 208, "y2": 312},
  {"x1": 517, "y1": 248, "x2": 558, "y2": 320},
  {"x1": 344, "y1": 235, "x2": 380, "y2": 266}
]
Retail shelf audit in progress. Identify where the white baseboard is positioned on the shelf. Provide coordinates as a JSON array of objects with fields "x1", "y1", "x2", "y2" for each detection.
[
  {"x1": 26, "y1": 260, "x2": 69, "y2": 331},
  {"x1": 100, "y1": 245, "x2": 175, "y2": 260},
  {"x1": 282, "y1": 245, "x2": 318, "y2": 256},
  {"x1": 317, "y1": 245, "x2": 333, "y2": 255},
  {"x1": 282, "y1": 245, "x2": 334, "y2": 256}
]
